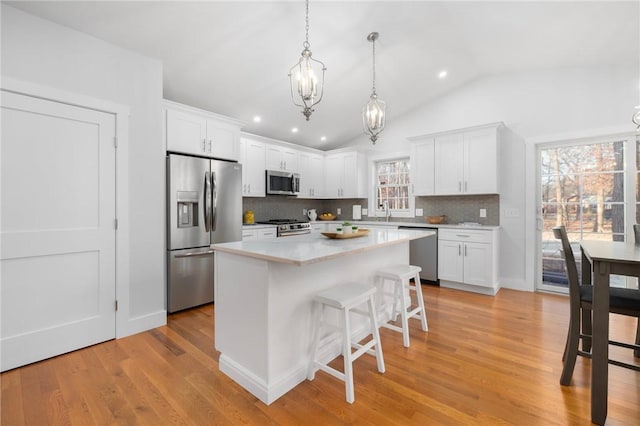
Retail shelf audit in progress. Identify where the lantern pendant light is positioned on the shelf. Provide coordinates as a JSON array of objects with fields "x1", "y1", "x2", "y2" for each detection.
[
  {"x1": 288, "y1": 0, "x2": 326, "y2": 121},
  {"x1": 363, "y1": 32, "x2": 386, "y2": 144}
]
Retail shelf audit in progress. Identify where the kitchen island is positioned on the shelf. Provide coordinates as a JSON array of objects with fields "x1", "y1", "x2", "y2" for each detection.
[{"x1": 212, "y1": 228, "x2": 434, "y2": 404}]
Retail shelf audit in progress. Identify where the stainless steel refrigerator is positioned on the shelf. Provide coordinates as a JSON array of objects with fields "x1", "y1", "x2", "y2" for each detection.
[{"x1": 167, "y1": 154, "x2": 242, "y2": 313}]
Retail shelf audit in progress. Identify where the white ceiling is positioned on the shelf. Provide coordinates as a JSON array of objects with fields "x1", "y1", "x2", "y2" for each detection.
[{"x1": 7, "y1": 1, "x2": 639, "y2": 150}]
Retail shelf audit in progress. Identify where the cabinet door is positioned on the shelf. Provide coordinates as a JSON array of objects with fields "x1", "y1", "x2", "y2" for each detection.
[
  {"x1": 463, "y1": 127, "x2": 498, "y2": 194},
  {"x1": 411, "y1": 139, "x2": 435, "y2": 195},
  {"x1": 282, "y1": 148, "x2": 298, "y2": 172},
  {"x1": 342, "y1": 152, "x2": 358, "y2": 198},
  {"x1": 309, "y1": 154, "x2": 324, "y2": 197},
  {"x1": 207, "y1": 119, "x2": 238, "y2": 161},
  {"x1": 438, "y1": 240, "x2": 463, "y2": 282},
  {"x1": 242, "y1": 229, "x2": 258, "y2": 241},
  {"x1": 265, "y1": 145, "x2": 283, "y2": 170},
  {"x1": 463, "y1": 242, "x2": 492, "y2": 286},
  {"x1": 297, "y1": 153, "x2": 312, "y2": 197},
  {"x1": 244, "y1": 139, "x2": 266, "y2": 197},
  {"x1": 324, "y1": 154, "x2": 343, "y2": 198},
  {"x1": 434, "y1": 133, "x2": 464, "y2": 195},
  {"x1": 166, "y1": 109, "x2": 207, "y2": 155}
]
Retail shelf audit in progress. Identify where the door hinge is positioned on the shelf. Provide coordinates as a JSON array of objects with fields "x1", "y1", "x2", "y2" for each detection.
[
  {"x1": 113, "y1": 136, "x2": 118, "y2": 148},
  {"x1": 114, "y1": 218, "x2": 118, "y2": 230},
  {"x1": 115, "y1": 300, "x2": 119, "y2": 311}
]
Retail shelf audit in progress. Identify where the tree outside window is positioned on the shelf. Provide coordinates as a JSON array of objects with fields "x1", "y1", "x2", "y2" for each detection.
[{"x1": 376, "y1": 159, "x2": 410, "y2": 212}]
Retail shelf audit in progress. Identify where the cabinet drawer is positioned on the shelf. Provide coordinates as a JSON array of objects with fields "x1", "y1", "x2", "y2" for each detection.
[
  {"x1": 438, "y1": 228, "x2": 492, "y2": 243},
  {"x1": 258, "y1": 228, "x2": 277, "y2": 240},
  {"x1": 242, "y1": 230, "x2": 258, "y2": 241}
]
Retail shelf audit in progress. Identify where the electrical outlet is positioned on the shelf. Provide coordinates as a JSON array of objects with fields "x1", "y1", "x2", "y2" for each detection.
[
  {"x1": 362, "y1": 208, "x2": 368, "y2": 216},
  {"x1": 480, "y1": 209, "x2": 487, "y2": 218},
  {"x1": 303, "y1": 208, "x2": 307, "y2": 216},
  {"x1": 415, "y1": 208, "x2": 424, "y2": 217},
  {"x1": 337, "y1": 208, "x2": 341, "y2": 215}
]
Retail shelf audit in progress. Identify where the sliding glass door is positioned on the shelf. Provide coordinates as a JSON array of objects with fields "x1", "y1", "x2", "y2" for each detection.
[{"x1": 537, "y1": 135, "x2": 637, "y2": 292}]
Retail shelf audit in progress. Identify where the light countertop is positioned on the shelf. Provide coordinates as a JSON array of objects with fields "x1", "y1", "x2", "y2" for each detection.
[
  {"x1": 313, "y1": 220, "x2": 499, "y2": 230},
  {"x1": 213, "y1": 228, "x2": 435, "y2": 266}
]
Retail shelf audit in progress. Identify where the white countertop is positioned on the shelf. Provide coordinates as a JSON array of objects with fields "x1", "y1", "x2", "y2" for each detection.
[
  {"x1": 212, "y1": 228, "x2": 435, "y2": 266},
  {"x1": 313, "y1": 220, "x2": 499, "y2": 230}
]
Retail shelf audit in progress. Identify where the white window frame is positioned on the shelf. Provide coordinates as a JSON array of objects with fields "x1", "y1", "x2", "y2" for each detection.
[{"x1": 368, "y1": 152, "x2": 415, "y2": 219}]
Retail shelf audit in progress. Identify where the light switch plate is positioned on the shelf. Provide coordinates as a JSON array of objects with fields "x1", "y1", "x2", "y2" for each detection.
[
  {"x1": 480, "y1": 208, "x2": 487, "y2": 218},
  {"x1": 337, "y1": 208, "x2": 341, "y2": 215},
  {"x1": 415, "y1": 208, "x2": 424, "y2": 216},
  {"x1": 362, "y1": 208, "x2": 368, "y2": 216}
]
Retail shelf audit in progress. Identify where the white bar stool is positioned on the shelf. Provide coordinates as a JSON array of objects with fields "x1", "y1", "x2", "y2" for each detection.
[
  {"x1": 375, "y1": 264, "x2": 428, "y2": 347},
  {"x1": 307, "y1": 283, "x2": 385, "y2": 404}
]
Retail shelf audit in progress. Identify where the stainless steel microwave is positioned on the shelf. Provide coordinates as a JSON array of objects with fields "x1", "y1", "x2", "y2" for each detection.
[{"x1": 266, "y1": 170, "x2": 300, "y2": 195}]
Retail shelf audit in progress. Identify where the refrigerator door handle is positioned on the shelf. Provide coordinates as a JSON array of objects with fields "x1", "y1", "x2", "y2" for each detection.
[
  {"x1": 175, "y1": 250, "x2": 215, "y2": 258},
  {"x1": 204, "y1": 171, "x2": 212, "y2": 232},
  {"x1": 211, "y1": 171, "x2": 218, "y2": 231}
]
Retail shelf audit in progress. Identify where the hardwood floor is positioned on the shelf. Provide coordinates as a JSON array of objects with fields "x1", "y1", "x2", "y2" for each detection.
[{"x1": 2, "y1": 286, "x2": 639, "y2": 425}]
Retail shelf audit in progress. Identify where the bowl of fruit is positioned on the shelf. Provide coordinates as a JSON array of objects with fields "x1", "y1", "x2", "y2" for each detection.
[{"x1": 318, "y1": 213, "x2": 337, "y2": 221}]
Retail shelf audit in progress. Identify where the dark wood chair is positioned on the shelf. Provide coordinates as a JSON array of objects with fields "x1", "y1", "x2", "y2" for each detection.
[{"x1": 552, "y1": 225, "x2": 640, "y2": 385}]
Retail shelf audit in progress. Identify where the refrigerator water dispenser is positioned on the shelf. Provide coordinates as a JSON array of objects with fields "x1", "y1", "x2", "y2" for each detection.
[{"x1": 176, "y1": 191, "x2": 199, "y2": 228}]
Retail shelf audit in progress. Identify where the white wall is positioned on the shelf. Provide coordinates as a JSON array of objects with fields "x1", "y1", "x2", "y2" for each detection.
[
  {"x1": 1, "y1": 5, "x2": 166, "y2": 334},
  {"x1": 346, "y1": 64, "x2": 637, "y2": 291}
]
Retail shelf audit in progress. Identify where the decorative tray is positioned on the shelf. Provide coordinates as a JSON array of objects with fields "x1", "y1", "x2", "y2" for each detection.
[{"x1": 321, "y1": 229, "x2": 369, "y2": 239}]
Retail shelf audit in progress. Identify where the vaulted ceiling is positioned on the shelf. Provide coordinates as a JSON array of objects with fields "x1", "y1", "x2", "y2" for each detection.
[{"x1": 7, "y1": 1, "x2": 639, "y2": 149}]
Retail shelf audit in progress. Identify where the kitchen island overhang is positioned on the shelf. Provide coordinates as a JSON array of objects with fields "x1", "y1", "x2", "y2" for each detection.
[{"x1": 212, "y1": 229, "x2": 435, "y2": 404}]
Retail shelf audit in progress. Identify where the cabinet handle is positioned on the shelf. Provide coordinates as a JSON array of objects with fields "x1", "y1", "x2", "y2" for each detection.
[
  {"x1": 458, "y1": 244, "x2": 461, "y2": 256},
  {"x1": 458, "y1": 181, "x2": 462, "y2": 192},
  {"x1": 202, "y1": 138, "x2": 206, "y2": 152},
  {"x1": 455, "y1": 234, "x2": 470, "y2": 238},
  {"x1": 248, "y1": 183, "x2": 251, "y2": 193},
  {"x1": 464, "y1": 245, "x2": 467, "y2": 256},
  {"x1": 208, "y1": 139, "x2": 212, "y2": 153}
]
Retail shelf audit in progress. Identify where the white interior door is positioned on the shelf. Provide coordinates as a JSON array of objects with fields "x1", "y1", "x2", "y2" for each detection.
[{"x1": 1, "y1": 91, "x2": 117, "y2": 371}]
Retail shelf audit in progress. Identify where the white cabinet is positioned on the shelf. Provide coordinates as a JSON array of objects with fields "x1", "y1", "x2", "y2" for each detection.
[
  {"x1": 239, "y1": 137, "x2": 266, "y2": 197},
  {"x1": 242, "y1": 226, "x2": 277, "y2": 241},
  {"x1": 310, "y1": 223, "x2": 325, "y2": 233},
  {"x1": 165, "y1": 101, "x2": 242, "y2": 161},
  {"x1": 410, "y1": 139, "x2": 435, "y2": 196},
  {"x1": 266, "y1": 144, "x2": 298, "y2": 172},
  {"x1": 324, "y1": 151, "x2": 366, "y2": 198},
  {"x1": 437, "y1": 228, "x2": 498, "y2": 295},
  {"x1": 298, "y1": 152, "x2": 324, "y2": 198},
  {"x1": 434, "y1": 126, "x2": 498, "y2": 195}
]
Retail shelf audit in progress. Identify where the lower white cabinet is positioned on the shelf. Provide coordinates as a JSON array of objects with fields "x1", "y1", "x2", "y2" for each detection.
[
  {"x1": 310, "y1": 223, "x2": 325, "y2": 233},
  {"x1": 242, "y1": 226, "x2": 277, "y2": 241},
  {"x1": 438, "y1": 228, "x2": 499, "y2": 295}
]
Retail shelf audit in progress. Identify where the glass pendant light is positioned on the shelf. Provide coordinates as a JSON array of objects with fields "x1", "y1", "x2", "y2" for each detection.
[
  {"x1": 363, "y1": 32, "x2": 386, "y2": 144},
  {"x1": 633, "y1": 105, "x2": 640, "y2": 131},
  {"x1": 288, "y1": 0, "x2": 326, "y2": 121}
]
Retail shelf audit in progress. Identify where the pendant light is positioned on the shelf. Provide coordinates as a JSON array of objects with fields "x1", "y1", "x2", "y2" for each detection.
[
  {"x1": 363, "y1": 32, "x2": 386, "y2": 144},
  {"x1": 288, "y1": 0, "x2": 326, "y2": 121}
]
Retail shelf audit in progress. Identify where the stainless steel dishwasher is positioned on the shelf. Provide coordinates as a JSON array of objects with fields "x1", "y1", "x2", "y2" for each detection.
[{"x1": 398, "y1": 226, "x2": 438, "y2": 284}]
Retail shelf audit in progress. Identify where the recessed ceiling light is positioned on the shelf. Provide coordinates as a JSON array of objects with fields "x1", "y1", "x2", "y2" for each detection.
[
  {"x1": 438, "y1": 70, "x2": 448, "y2": 79},
  {"x1": 253, "y1": 116, "x2": 261, "y2": 123},
  {"x1": 321, "y1": 136, "x2": 327, "y2": 141},
  {"x1": 291, "y1": 127, "x2": 299, "y2": 133}
]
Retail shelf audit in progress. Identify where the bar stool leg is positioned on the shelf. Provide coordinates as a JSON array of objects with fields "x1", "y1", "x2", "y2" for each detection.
[
  {"x1": 307, "y1": 302, "x2": 323, "y2": 380},
  {"x1": 342, "y1": 307, "x2": 355, "y2": 404},
  {"x1": 367, "y1": 295, "x2": 385, "y2": 373},
  {"x1": 399, "y1": 279, "x2": 411, "y2": 347},
  {"x1": 413, "y1": 271, "x2": 428, "y2": 331}
]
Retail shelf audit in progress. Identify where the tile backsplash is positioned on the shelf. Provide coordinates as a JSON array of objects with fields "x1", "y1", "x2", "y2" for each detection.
[{"x1": 243, "y1": 194, "x2": 499, "y2": 226}]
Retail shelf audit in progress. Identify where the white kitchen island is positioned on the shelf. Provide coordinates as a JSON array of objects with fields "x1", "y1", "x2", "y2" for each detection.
[{"x1": 212, "y1": 228, "x2": 434, "y2": 404}]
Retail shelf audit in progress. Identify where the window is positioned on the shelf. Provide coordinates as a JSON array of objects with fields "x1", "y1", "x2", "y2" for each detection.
[
  {"x1": 539, "y1": 139, "x2": 627, "y2": 291},
  {"x1": 375, "y1": 158, "x2": 411, "y2": 213}
]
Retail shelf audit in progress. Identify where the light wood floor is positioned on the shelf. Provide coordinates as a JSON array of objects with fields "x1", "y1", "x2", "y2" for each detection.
[{"x1": 2, "y1": 286, "x2": 639, "y2": 425}]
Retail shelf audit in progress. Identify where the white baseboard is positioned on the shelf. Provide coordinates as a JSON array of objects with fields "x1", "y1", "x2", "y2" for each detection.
[
  {"x1": 499, "y1": 277, "x2": 532, "y2": 292},
  {"x1": 439, "y1": 280, "x2": 499, "y2": 296},
  {"x1": 117, "y1": 310, "x2": 166, "y2": 338}
]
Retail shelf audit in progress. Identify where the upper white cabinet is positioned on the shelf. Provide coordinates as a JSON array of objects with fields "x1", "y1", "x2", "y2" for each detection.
[
  {"x1": 266, "y1": 144, "x2": 298, "y2": 172},
  {"x1": 410, "y1": 123, "x2": 501, "y2": 196},
  {"x1": 324, "y1": 151, "x2": 367, "y2": 199},
  {"x1": 239, "y1": 137, "x2": 266, "y2": 197},
  {"x1": 434, "y1": 126, "x2": 498, "y2": 195},
  {"x1": 298, "y1": 152, "x2": 324, "y2": 198},
  {"x1": 165, "y1": 101, "x2": 243, "y2": 161},
  {"x1": 410, "y1": 139, "x2": 435, "y2": 196}
]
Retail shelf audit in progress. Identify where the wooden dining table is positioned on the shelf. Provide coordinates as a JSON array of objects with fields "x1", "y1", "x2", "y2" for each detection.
[{"x1": 579, "y1": 240, "x2": 640, "y2": 425}]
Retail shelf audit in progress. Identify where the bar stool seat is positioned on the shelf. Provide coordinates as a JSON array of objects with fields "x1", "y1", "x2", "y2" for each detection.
[
  {"x1": 375, "y1": 264, "x2": 428, "y2": 347},
  {"x1": 307, "y1": 283, "x2": 385, "y2": 404}
]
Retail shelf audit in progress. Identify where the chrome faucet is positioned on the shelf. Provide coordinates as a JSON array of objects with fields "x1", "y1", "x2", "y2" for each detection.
[{"x1": 383, "y1": 201, "x2": 390, "y2": 222}]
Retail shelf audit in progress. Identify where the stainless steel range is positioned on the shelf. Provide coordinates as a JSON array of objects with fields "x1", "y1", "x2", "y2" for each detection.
[{"x1": 256, "y1": 219, "x2": 311, "y2": 237}]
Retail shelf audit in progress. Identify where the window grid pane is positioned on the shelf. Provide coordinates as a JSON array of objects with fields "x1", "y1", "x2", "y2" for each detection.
[{"x1": 376, "y1": 158, "x2": 411, "y2": 212}]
